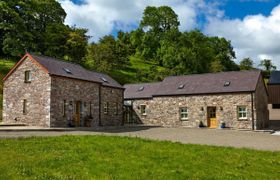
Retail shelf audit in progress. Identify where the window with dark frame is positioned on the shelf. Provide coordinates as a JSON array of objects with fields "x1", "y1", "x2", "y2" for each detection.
[
  {"x1": 104, "y1": 102, "x2": 108, "y2": 114},
  {"x1": 24, "y1": 70, "x2": 31, "y2": 83},
  {"x1": 89, "y1": 101, "x2": 92, "y2": 117},
  {"x1": 140, "y1": 105, "x2": 146, "y2": 115},
  {"x1": 272, "y1": 104, "x2": 280, "y2": 109},
  {"x1": 23, "y1": 99, "x2": 27, "y2": 114},
  {"x1": 62, "y1": 100, "x2": 66, "y2": 117},
  {"x1": 180, "y1": 107, "x2": 188, "y2": 121},
  {"x1": 114, "y1": 102, "x2": 118, "y2": 115}
]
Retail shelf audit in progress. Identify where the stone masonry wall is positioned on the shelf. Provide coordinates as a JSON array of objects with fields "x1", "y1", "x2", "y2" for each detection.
[
  {"x1": 50, "y1": 76, "x2": 100, "y2": 127},
  {"x1": 132, "y1": 93, "x2": 255, "y2": 129},
  {"x1": 3, "y1": 57, "x2": 51, "y2": 127},
  {"x1": 100, "y1": 86, "x2": 123, "y2": 126},
  {"x1": 254, "y1": 75, "x2": 269, "y2": 129}
]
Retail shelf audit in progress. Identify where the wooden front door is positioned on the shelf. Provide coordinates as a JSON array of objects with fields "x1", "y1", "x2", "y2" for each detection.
[
  {"x1": 207, "y1": 107, "x2": 217, "y2": 128},
  {"x1": 75, "y1": 101, "x2": 81, "y2": 127}
]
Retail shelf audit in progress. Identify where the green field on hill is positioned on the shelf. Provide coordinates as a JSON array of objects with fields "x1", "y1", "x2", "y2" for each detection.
[{"x1": 0, "y1": 135, "x2": 279, "y2": 179}]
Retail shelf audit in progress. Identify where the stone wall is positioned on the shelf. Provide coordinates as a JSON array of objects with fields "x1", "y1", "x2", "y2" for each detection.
[
  {"x1": 3, "y1": 57, "x2": 51, "y2": 127},
  {"x1": 100, "y1": 86, "x2": 123, "y2": 126},
  {"x1": 254, "y1": 75, "x2": 269, "y2": 129},
  {"x1": 131, "y1": 93, "x2": 255, "y2": 129},
  {"x1": 50, "y1": 76, "x2": 100, "y2": 127}
]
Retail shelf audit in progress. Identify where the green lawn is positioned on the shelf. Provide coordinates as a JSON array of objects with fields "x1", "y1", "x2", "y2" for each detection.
[{"x1": 0, "y1": 136, "x2": 279, "y2": 179}]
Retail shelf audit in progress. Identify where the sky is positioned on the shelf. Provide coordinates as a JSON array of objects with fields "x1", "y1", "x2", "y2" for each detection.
[{"x1": 58, "y1": 0, "x2": 280, "y2": 68}]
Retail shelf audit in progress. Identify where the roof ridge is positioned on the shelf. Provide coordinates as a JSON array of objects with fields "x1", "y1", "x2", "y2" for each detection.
[
  {"x1": 124, "y1": 82, "x2": 161, "y2": 86},
  {"x1": 164, "y1": 70, "x2": 261, "y2": 80},
  {"x1": 30, "y1": 53, "x2": 83, "y2": 67}
]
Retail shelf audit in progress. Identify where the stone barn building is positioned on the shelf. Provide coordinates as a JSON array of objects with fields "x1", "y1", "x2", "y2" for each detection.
[
  {"x1": 2, "y1": 53, "x2": 124, "y2": 127},
  {"x1": 124, "y1": 71, "x2": 269, "y2": 130},
  {"x1": 267, "y1": 71, "x2": 280, "y2": 120}
]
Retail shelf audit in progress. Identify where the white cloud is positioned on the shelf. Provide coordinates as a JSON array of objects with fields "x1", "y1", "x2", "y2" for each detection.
[
  {"x1": 59, "y1": 0, "x2": 221, "y2": 42},
  {"x1": 205, "y1": 4, "x2": 280, "y2": 69}
]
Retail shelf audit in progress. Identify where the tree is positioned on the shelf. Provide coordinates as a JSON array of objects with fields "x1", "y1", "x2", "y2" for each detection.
[
  {"x1": 140, "y1": 6, "x2": 180, "y2": 33},
  {"x1": 0, "y1": 0, "x2": 66, "y2": 57},
  {"x1": 64, "y1": 27, "x2": 89, "y2": 64},
  {"x1": 259, "y1": 59, "x2": 276, "y2": 71},
  {"x1": 240, "y1": 58, "x2": 254, "y2": 70},
  {"x1": 259, "y1": 59, "x2": 277, "y2": 78}
]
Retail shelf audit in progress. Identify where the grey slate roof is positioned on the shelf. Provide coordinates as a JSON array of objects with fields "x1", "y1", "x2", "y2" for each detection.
[
  {"x1": 124, "y1": 82, "x2": 161, "y2": 99},
  {"x1": 124, "y1": 70, "x2": 261, "y2": 99},
  {"x1": 268, "y1": 71, "x2": 280, "y2": 84},
  {"x1": 31, "y1": 54, "x2": 123, "y2": 89}
]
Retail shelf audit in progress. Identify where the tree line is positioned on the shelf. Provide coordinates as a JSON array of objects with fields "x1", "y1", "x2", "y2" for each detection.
[{"x1": 0, "y1": 1, "x2": 277, "y2": 83}]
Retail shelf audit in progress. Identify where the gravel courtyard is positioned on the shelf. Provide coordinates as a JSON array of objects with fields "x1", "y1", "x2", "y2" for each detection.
[{"x1": 0, "y1": 127, "x2": 279, "y2": 151}]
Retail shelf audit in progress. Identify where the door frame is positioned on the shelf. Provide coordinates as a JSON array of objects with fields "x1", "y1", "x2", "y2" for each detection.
[
  {"x1": 75, "y1": 101, "x2": 81, "y2": 127},
  {"x1": 207, "y1": 106, "x2": 217, "y2": 128}
]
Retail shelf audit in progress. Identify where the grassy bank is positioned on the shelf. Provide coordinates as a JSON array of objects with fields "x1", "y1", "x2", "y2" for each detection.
[{"x1": 0, "y1": 135, "x2": 279, "y2": 179}]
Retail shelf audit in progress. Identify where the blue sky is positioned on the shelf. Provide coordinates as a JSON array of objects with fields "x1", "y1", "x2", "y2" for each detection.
[{"x1": 59, "y1": 0, "x2": 280, "y2": 68}]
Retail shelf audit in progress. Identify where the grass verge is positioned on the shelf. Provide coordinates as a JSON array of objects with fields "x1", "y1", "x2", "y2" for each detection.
[{"x1": 0, "y1": 135, "x2": 279, "y2": 179}]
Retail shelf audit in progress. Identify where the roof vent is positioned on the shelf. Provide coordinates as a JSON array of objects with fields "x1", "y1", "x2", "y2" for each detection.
[
  {"x1": 100, "y1": 77, "x2": 108, "y2": 83},
  {"x1": 178, "y1": 84, "x2": 185, "y2": 89},
  {"x1": 138, "y1": 86, "x2": 144, "y2": 91},
  {"x1": 63, "y1": 68, "x2": 72, "y2": 74},
  {"x1": 224, "y1": 81, "x2": 230, "y2": 87}
]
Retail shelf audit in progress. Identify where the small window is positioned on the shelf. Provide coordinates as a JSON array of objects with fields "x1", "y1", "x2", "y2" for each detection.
[
  {"x1": 238, "y1": 106, "x2": 247, "y2": 120},
  {"x1": 24, "y1": 70, "x2": 31, "y2": 83},
  {"x1": 138, "y1": 86, "x2": 144, "y2": 91},
  {"x1": 113, "y1": 102, "x2": 118, "y2": 115},
  {"x1": 63, "y1": 68, "x2": 72, "y2": 74},
  {"x1": 23, "y1": 99, "x2": 27, "y2": 114},
  {"x1": 100, "y1": 77, "x2": 108, "y2": 83},
  {"x1": 140, "y1": 105, "x2": 146, "y2": 115},
  {"x1": 178, "y1": 84, "x2": 185, "y2": 89},
  {"x1": 62, "y1": 100, "x2": 66, "y2": 117},
  {"x1": 104, "y1": 102, "x2": 108, "y2": 114},
  {"x1": 89, "y1": 101, "x2": 92, "y2": 117},
  {"x1": 224, "y1": 81, "x2": 230, "y2": 87},
  {"x1": 272, "y1": 104, "x2": 280, "y2": 109},
  {"x1": 180, "y1": 107, "x2": 188, "y2": 121}
]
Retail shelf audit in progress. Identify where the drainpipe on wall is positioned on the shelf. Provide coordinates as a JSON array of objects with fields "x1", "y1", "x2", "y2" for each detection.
[{"x1": 251, "y1": 92, "x2": 255, "y2": 130}]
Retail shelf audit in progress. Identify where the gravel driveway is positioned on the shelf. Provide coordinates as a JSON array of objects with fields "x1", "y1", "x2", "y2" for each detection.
[{"x1": 0, "y1": 127, "x2": 279, "y2": 151}]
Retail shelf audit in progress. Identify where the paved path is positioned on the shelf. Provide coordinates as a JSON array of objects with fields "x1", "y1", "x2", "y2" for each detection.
[{"x1": 0, "y1": 127, "x2": 279, "y2": 151}]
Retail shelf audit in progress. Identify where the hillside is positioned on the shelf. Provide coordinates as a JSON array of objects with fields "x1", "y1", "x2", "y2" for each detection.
[
  {"x1": 110, "y1": 56, "x2": 166, "y2": 85},
  {"x1": 0, "y1": 59, "x2": 16, "y2": 121}
]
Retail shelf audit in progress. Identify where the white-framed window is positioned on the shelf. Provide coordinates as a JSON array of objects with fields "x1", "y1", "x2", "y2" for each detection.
[
  {"x1": 24, "y1": 70, "x2": 31, "y2": 83},
  {"x1": 104, "y1": 102, "x2": 109, "y2": 114},
  {"x1": 180, "y1": 107, "x2": 188, "y2": 121},
  {"x1": 140, "y1": 105, "x2": 146, "y2": 115},
  {"x1": 238, "y1": 106, "x2": 247, "y2": 120}
]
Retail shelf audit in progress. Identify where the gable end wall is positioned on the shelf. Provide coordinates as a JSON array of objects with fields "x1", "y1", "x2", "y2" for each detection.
[{"x1": 3, "y1": 57, "x2": 51, "y2": 126}]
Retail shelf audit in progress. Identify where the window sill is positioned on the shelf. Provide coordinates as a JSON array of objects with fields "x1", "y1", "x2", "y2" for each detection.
[
  {"x1": 238, "y1": 118, "x2": 248, "y2": 121},
  {"x1": 141, "y1": 113, "x2": 147, "y2": 116},
  {"x1": 180, "y1": 119, "x2": 188, "y2": 121}
]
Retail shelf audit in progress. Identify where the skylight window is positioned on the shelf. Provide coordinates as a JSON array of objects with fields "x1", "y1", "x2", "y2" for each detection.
[
  {"x1": 138, "y1": 86, "x2": 144, "y2": 91},
  {"x1": 224, "y1": 81, "x2": 231, "y2": 87},
  {"x1": 63, "y1": 68, "x2": 72, "y2": 74},
  {"x1": 100, "y1": 77, "x2": 108, "y2": 83},
  {"x1": 178, "y1": 84, "x2": 185, "y2": 89}
]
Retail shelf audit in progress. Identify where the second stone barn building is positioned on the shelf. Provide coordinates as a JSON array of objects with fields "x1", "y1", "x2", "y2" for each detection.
[
  {"x1": 2, "y1": 53, "x2": 124, "y2": 127},
  {"x1": 124, "y1": 70, "x2": 269, "y2": 130}
]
